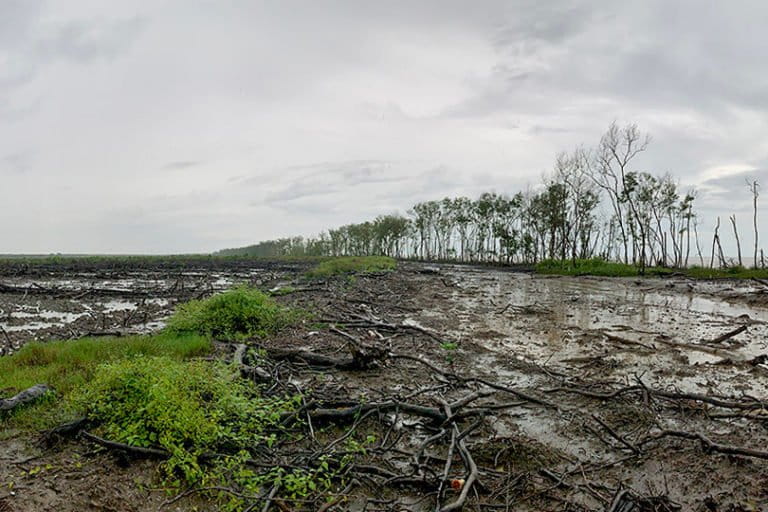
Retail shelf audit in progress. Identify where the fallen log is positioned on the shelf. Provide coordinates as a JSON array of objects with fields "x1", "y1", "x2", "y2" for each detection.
[
  {"x1": 264, "y1": 344, "x2": 387, "y2": 371},
  {"x1": 265, "y1": 348, "x2": 361, "y2": 370},
  {"x1": 0, "y1": 384, "x2": 51, "y2": 411}
]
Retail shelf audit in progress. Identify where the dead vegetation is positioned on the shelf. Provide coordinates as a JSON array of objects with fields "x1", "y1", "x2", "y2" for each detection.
[{"x1": 1, "y1": 259, "x2": 768, "y2": 511}]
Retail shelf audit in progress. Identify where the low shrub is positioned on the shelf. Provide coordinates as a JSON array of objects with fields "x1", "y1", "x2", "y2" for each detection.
[
  {"x1": 69, "y1": 356, "x2": 297, "y2": 487},
  {"x1": 165, "y1": 285, "x2": 300, "y2": 339}
]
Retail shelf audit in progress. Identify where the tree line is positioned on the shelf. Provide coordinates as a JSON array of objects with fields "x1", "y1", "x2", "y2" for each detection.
[{"x1": 218, "y1": 122, "x2": 762, "y2": 270}]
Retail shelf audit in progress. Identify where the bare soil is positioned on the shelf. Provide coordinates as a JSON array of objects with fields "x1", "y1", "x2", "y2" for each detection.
[{"x1": 2, "y1": 260, "x2": 767, "y2": 511}]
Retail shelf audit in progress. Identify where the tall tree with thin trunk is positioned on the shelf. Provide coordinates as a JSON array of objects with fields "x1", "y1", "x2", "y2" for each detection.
[
  {"x1": 747, "y1": 180, "x2": 759, "y2": 268},
  {"x1": 589, "y1": 122, "x2": 651, "y2": 269},
  {"x1": 729, "y1": 215, "x2": 743, "y2": 267}
]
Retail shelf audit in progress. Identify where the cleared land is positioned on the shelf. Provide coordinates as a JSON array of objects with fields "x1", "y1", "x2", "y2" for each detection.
[{"x1": 1, "y1": 258, "x2": 767, "y2": 511}]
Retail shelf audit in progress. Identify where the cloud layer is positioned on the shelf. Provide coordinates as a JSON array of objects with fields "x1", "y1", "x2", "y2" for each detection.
[{"x1": 1, "y1": 1, "x2": 767, "y2": 253}]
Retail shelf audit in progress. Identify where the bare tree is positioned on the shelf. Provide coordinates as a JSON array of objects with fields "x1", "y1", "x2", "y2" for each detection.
[
  {"x1": 693, "y1": 218, "x2": 704, "y2": 267},
  {"x1": 729, "y1": 215, "x2": 743, "y2": 267},
  {"x1": 710, "y1": 217, "x2": 724, "y2": 268},
  {"x1": 747, "y1": 180, "x2": 760, "y2": 268},
  {"x1": 590, "y1": 122, "x2": 651, "y2": 269}
]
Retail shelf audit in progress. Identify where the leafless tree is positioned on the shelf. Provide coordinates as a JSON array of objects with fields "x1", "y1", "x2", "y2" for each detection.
[
  {"x1": 693, "y1": 218, "x2": 704, "y2": 267},
  {"x1": 729, "y1": 215, "x2": 743, "y2": 267},
  {"x1": 710, "y1": 217, "x2": 726, "y2": 268},
  {"x1": 590, "y1": 122, "x2": 651, "y2": 268},
  {"x1": 747, "y1": 180, "x2": 760, "y2": 268}
]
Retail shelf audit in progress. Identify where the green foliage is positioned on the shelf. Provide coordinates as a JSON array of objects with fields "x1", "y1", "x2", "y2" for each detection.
[
  {"x1": 683, "y1": 265, "x2": 768, "y2": 279},
  {"x1": 0, "y1": 333, "x2": 211, "y2": 431},
  {"x1": 537, "y1": 258, "x2": 768, "y2": 279},
  {"x1": 306, "y1": 256, "x2": 396, "y2": 278},
  {"x1": 440, "y1": 342, "x2": 458, "y2": 351},
  {"x1": 69, "y1": 356, "x2": 296, "y2": 487},
  {"x1": 536, "y1": 258, "x2": 641, "y2": 277},
  {"x1": 165, "y1": 286, "x2": 300, "y2": 339}
]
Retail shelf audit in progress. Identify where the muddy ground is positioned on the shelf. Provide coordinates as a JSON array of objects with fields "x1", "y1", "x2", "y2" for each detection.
[{"x1": 1, "y1": 260, "x2": 767, "y2": 511}]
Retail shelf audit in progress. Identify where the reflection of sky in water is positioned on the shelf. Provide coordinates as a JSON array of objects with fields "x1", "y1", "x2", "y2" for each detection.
[{"x1": 425, "y1": 268, "x2": 768, "y2": 397}]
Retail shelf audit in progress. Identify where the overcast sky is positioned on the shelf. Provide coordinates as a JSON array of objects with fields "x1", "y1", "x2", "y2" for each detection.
[{"x1": 2, "y1": 0, "x2": 767, "y2": 254}]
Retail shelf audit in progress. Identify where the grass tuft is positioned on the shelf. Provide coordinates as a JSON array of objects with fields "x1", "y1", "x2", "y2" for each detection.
[
  {"x1": 165, "y1": 285, "x2": 300, "y2": 339},
  {"x1": 0, "y1": 333, "x2": 211, "y2": 431},
  {"x1": 306, "y1": 256, "x2": 396, "y2": 278},
  {"x1": 536, "y1": 258, "x2": 642, "y2": 277}
]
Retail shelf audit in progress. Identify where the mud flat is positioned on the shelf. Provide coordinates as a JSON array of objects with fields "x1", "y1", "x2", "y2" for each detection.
[
  {"x1": 0, "y1": 259, "x2": 306, "y2": 354},
  {"x1": 2, "y1": 260, "x2": 767, "y2": 511}
]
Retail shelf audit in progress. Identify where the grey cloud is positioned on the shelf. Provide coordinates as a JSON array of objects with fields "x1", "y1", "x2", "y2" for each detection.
[
  {"x1": 490, "y1": 1, "x2": 595, "y2": 49},
  {"x1": 265, "y1": 181, "x2": 341, "y2": 204},
  {"x1": 258, "y1": 160, "x2": 406, "y2": 204},
  {"x1": 333, "y1": 161, "x2": 406, "y2": 186},
  {"x1": 698, "y1": 168, "x2": 768, "y2": 210},
  {"x1": 35, "y1": 17, "x2": 147, "y2": 63},
  {"x1": 0, "y1": 151, "x2": 34, "y2": 174},
  {"x1": 162, "y1": 160, "x2": 202, "y2": 170},
  {"x1": 0, "y1": 1, "x2": 43, "y2": 47},
  {"x1": 2, "y1": 1, "x2": 768, "y2": 252},
  {"x1": 0, "y1": 8, "x2": 146, "y2": 102}
]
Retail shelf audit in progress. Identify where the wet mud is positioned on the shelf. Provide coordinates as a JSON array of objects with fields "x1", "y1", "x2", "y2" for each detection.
[{"x1": 2, "y1": 260, "x2": 767, "y2": 511}]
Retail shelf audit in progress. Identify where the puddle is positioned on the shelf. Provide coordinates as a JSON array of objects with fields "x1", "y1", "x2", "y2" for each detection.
[
  {"x1": 97, "y1": 300, "x2": 138, "y2": 313},
  {"x1": 416, "y1": 268, "x2": 768, "y2": 398}
]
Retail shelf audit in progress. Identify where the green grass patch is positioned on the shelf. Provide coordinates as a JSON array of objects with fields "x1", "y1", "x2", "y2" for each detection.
[
  {"x1": 537, "y1": 258, "x2": 768, "y2": 279},
  {"x1": 0, "y1": 333, "x2": 211, "y2": 431},
  {"x1": 682, "y1": 265, "x2": 768, "y2": 279},
  {"x1": 306, "y1": 256, "x2": 396, "y2": 278},
  {"x1": 70, "y1": 356, "x2": 297, "y2": 488},
  {"x1": 536, "y1": 258, "x2": 643, "y2": 277},
  {"x1": 165, "y1": 285, "x2": 301, "y2": 339}
]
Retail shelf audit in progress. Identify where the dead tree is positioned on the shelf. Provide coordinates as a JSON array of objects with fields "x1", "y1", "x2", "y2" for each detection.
[
  {"x1": 710, "y1": 217, "x2": 726, "y2": 268},
  {"x1": 747, "y1": 179, "x2": 760, "y2": 268},
  {"x1": 730, "y1": 215, "x2": 743, "y2": 267},
  {"x1": 693, "y1": 218, "x2": 705, "y2": 267}
]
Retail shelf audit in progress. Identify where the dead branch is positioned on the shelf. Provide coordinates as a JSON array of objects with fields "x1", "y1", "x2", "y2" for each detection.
[
  {"x1": 591, "y1": 414, "x2": 641, "y2": 454},
  {"x1": 80, "y1": 431, "x2": 170, "y2": 459},
  {"x1": 706, "y1": 325, "x2": 747, "y2": 344},
  {"x1": 643, "y1": 430, "x2": 768, "y2": 460}
]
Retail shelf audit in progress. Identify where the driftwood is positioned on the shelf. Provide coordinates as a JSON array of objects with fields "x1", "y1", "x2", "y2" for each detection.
[
  {"x1": 0, "y1": 384, "x2": 51, "y2": 411},
  {"x1": 706, "y1": 325, "x2": 747, "y2": 344}
]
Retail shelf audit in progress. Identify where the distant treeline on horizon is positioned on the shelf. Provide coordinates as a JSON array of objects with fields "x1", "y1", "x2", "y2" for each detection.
[{"x1": 218, "y1": 122, "x2": 763, "y2": 270}]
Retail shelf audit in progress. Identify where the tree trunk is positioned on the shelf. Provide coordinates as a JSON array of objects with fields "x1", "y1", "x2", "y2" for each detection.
[{"x1": 730, "y1": 215, "x2": 743, "y2": 267}]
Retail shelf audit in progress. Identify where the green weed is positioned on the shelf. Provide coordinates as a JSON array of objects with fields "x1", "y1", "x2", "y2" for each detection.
[
  {"x1": 0, "y1": 333, "x2": 211, "y2": 431},
  {"x1": 69, "y1": 356, "x2": 297, "y2": 488},
  {"x1": 165, "y1": 285, "x2": 301, "y2": 339},
  {"x1": 306, "y1": 256, "x2": 396, "y2": 278},
  {"x1": 537, "y1": 258, "x2": 768, "y2": 279}
]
